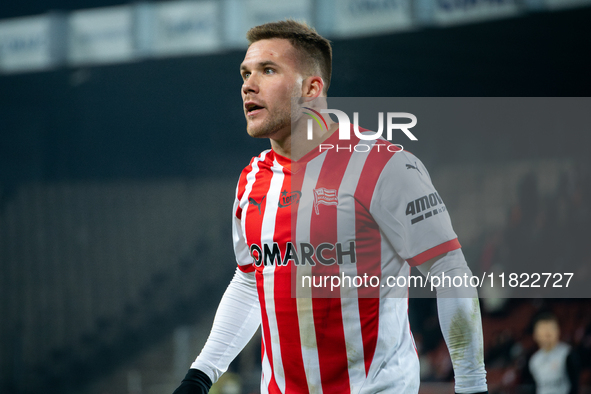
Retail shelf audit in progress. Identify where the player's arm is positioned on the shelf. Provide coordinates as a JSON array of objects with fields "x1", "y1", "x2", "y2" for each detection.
[
  {"x1": 417, "y1": 250, "x2": 488, "y2": 394},
  {"x1": 370, "y1": 150, "x2": 487, "y2": 394},
  {"x1": 173, "y1": 267, "x2": 260, "y2": 394},
  {"x1": 173, "y1": 187, "x2": 261, "y2": 394}
]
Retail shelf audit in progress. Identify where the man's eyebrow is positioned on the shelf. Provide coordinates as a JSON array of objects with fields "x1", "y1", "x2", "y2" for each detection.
[
  {"x1": 240, "y1": 60, "x2": 280, "y2": 71},
  {"x1": 259, "y1": 60, "x2": 279, "y2": 68}
]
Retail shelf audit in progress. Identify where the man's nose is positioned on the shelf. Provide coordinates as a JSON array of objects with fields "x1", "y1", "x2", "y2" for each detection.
[{"x1": 242, "y1": 74, "x2": 259, "y2": 95}]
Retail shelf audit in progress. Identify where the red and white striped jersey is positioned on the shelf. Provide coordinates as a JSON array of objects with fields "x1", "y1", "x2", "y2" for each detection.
[{"x1": 232, "y1": 129, "x2": 460, "y2": 393}]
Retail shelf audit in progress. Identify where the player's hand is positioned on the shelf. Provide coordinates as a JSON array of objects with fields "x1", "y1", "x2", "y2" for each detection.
[{"x1": 172, "y1": 369, "x2": 212, "y2": 394}]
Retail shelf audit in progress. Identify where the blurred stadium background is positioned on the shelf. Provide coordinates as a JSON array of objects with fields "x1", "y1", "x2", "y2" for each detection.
[{"x1": 1, "y1": 0, "x2": 591, "y2": 393}]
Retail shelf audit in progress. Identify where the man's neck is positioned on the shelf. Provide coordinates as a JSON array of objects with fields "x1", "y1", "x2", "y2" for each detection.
[
  {"x1": 541, "y1": 342, "x2": 559, "y2": 352},
  {"x1": 272, "y1": 120, "x2": 337, "y2": 161},
  {"x1": 270, "y1": 136, "x2": 291, "y2": 159}
]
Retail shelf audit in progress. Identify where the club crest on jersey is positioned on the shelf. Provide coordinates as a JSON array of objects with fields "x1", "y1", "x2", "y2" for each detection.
[
  {"x1": 313, "y1": 188, "x2": 338, "y2": 215},
  {"x1": 278, "y1": 190, "x2": 301, "y2": 208},
  {"x1": 249, "y1": 241, "x2": 356, "y2": 267}
]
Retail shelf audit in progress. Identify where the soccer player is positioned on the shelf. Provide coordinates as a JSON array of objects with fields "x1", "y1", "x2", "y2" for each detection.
[
  {"x1": 529, "y1": 312, "x2": 579, "y2": 394},
  {"x1": 173, "y1": 20, "x2": 488, "y2": 394}
]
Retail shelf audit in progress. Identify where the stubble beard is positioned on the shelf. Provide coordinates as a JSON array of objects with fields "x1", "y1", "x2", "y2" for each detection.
[{"x1": 246, "y1": 105, "x2": 292, "y2": 139}]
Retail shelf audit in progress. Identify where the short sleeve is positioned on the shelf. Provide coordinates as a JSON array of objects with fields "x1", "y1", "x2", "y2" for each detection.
[{"x1": 369, "y1": 150, "x2": 460, "y2": 266}]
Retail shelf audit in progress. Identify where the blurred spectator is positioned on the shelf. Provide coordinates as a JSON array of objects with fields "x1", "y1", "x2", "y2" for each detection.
[{"x1": 527, "y1": 312, "x2": 580, "y2": 394}]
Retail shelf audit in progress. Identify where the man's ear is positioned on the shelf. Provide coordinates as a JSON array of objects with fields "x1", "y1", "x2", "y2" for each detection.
[{"x1": 302, "y1": 75, "x2": 324, "y2": 99}]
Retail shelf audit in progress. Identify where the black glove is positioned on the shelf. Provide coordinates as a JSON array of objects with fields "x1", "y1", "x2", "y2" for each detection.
[{"x1": 172, "y1": 369, "x2": 212, "y2": 394}]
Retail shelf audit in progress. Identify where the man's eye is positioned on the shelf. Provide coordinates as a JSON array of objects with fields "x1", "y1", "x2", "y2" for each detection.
[
  {"x1": 264, "y1": 68, "x2": 275, "y2": 74},
  {"x1": 242, "y1": 72, "x2": 251, "y2": 80}
]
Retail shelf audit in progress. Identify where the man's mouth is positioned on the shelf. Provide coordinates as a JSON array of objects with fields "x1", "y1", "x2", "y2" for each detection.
[{"x1": 245, "y1": 102, "x2": 265, "y2": 116}]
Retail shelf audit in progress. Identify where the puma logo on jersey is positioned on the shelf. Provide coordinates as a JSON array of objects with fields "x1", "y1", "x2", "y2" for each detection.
[
  {"x1": 405, "y1": 192, "x2": 445, "y2": 225},
  {"x1": 278, "y1": 190, "x2": 301, "y2": 208},
  {"x1": 249, "y1": 196, "x2": 265, "y2": 214},
  {"x1": 405, "y1": 162, "x2": 422, "y2": 175},
  {"x1": 249, "y1": 241, "x2": 357, "y2": 267}
]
